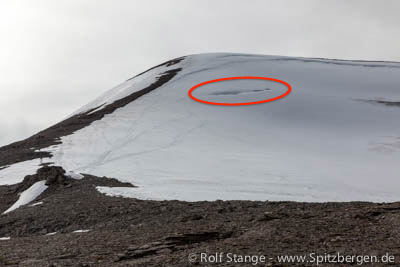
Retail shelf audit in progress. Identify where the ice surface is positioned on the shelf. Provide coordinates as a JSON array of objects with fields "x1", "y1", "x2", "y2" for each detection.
[
  {"x1": 3, "y1": 53, "x2": 400, "y2": 202},
  {"x1": 3, "y1": 180, "x2": 48, "y2": 214},
  {"x1": 191, "y1": 79, "x2": 287, "y2": 104}
]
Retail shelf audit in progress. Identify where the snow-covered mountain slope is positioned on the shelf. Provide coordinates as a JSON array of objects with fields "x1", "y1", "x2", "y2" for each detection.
[{"x1": 1, "y1": 53, "x2": 400, "y2": 202}]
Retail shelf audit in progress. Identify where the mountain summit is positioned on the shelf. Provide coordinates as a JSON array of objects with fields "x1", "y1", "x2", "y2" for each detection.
[{"x1": 1, "y1": 53, "x2": 400, "y2": 202}]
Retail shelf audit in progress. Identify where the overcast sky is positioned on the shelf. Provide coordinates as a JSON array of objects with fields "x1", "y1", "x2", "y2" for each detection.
[{"x1": 0, "y1": 0, "x2": 399, "y2": 146}]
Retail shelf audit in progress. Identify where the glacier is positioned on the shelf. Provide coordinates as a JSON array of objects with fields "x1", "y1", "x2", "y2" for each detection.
[{"x1": 1, "y1": 53, "x2": 400, "y2": 202}]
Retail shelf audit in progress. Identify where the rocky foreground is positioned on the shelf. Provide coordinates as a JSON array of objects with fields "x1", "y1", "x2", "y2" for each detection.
[{"x1": 0, "y1": 168, "x2": 399, "y2": 266}]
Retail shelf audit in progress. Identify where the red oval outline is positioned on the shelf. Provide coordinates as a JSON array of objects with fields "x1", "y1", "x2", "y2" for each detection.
[{"x1": 188, "y1": 76, "x2": 292, "y2": 106}]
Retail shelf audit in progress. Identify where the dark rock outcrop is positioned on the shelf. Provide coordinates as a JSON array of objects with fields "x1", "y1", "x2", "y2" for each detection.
[
  {"x1": 117, "y1": 231, "x2": 234, "y2": 261},
  {"x1": 38, "y1": 166, "x2": 67, "y2": 186}
]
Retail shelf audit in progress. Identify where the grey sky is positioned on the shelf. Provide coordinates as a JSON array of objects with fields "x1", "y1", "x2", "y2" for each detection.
[{"x1": 0, "y1": 0, "x2": 399, "y2": 146}]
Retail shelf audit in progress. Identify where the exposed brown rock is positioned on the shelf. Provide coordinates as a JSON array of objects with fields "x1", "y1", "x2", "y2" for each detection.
[{"x1": 0, "y1": 174, "x2": 399, "y2": 266}]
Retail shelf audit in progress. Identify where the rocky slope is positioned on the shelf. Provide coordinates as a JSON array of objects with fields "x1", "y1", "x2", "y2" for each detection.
[{"x1": 0, "y1": 168, "x2": 399, "y2": 266}]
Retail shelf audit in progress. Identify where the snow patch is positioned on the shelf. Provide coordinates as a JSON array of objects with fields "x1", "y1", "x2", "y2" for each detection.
[
  {"x1": 45, "y1": 232, "x2": 57, "y2": 236},
  {"x1": 73, "y1": 229, "x2": 90, "y2": 233},
  {"x1": 66, "y1": 171, "x2": 84, "y2": 180},
  {"x1": 29, "y1": 201, "x2": 43, "y2": 207},
  {"x1": 96, "y1": 186, "x2": 163, "y2": 200},
  {"x1": 0, "y1": 237, "x2": 10, "y2": 240},
  {"x1": 3, "y1": 181, "x2": 48, "y2": 214},
  {"x1": 0, "y1": 159, "x2": 42, "y2": 185}
]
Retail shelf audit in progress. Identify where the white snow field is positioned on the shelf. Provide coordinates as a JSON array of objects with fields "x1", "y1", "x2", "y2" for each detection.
[{"x1": 1, "y1": 53, "x2": 400, "y2": 202}]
